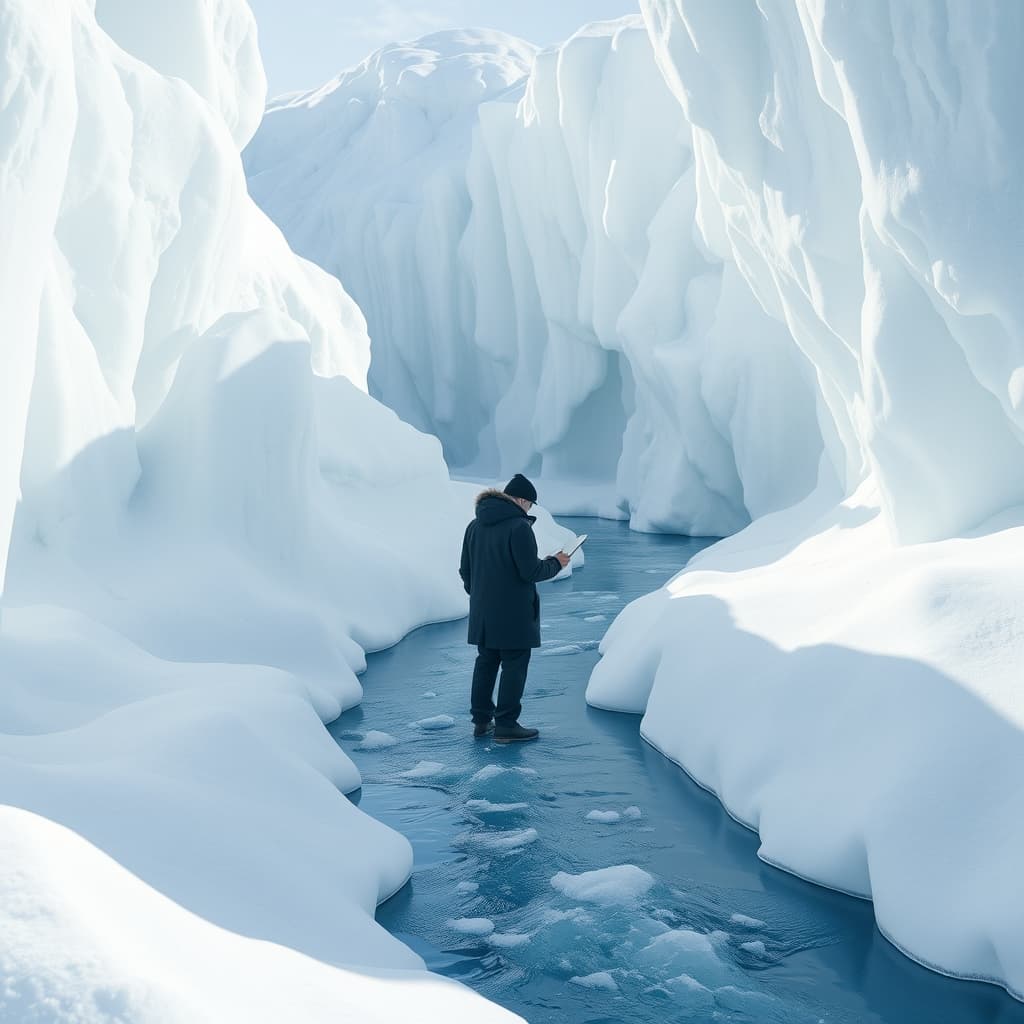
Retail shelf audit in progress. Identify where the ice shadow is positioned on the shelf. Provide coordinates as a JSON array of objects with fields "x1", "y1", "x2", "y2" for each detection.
[{"x1": 596, "y1": 593, "x2": 1024, "y2": 1021}]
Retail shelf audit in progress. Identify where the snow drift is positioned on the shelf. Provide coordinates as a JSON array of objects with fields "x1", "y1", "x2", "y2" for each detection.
[
  {"x1": 0, "y1": 1, "x2": 519, "y2": 1019},
  {"x1": 247, "y1": 0, "x2": 1024, "y2": 1001}
]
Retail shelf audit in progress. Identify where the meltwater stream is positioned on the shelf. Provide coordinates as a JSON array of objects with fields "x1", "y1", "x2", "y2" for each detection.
[{"x1": 333, "y1": 519, "x2": 1024, "y2": 1024}]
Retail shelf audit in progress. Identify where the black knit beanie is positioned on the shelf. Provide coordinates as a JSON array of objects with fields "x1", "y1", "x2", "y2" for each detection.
[{"x1": 504, "y1": 473, "x2": 538, "y2": 503}]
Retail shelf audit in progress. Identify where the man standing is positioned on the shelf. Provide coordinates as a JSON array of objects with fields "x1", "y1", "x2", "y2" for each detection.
[{"x1": 459, "y1": 474, "x2": 571, "y2": 743}]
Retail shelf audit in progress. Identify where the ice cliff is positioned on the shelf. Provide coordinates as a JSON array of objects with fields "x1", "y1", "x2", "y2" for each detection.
[
  {"x1": 0, "y1": 1, "x2": 518, "y2": 1020},
  {"x1": 246, "y1": 21, "x2": 823, "y2": 535},
  {"x1": 247, "y1": 0, "x2": 1024, "y2": 1000}
]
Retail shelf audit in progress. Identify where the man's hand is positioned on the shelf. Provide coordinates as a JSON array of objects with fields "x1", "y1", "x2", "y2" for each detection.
[{"x1": 555, "y1": 551, "x2": 571, "y2": 569}]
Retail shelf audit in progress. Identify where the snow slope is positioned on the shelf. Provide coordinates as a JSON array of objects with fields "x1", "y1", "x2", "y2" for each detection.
[
  {"x1": 0, "y1": 1, "x2": 518, "y2": 1019},
  {"x1": 246, "y1": 21, "x2": 823, "y2": 535},
  {"x1": 587, "y1": 0, "x2": 1024, "y2": 1002}
]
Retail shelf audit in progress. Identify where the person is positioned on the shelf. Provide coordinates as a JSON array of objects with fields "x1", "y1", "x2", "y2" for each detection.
[{"x1": 459, "y1": 474, "x2": 571, "y2": 743}]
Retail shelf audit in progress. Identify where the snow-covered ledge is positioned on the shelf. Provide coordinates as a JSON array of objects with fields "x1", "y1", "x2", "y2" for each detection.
[{"x1": 591, "y1": 482, "x2": 1024, "y2": 998}]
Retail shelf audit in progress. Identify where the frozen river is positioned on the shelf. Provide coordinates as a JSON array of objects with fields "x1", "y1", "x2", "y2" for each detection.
[{"x1": 334, "y1": 518, "x2": 1024, "y2": 1024}]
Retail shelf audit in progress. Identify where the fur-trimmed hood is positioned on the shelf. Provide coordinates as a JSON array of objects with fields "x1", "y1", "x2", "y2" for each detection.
[{"x1": 474, "y1": 488, "x2": 535, "y2": 525}]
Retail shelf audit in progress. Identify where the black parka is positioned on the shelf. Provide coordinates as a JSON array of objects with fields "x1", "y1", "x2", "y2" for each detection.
[{"x1": 459, "y1": 490, "x2": 563, "y2": 649}]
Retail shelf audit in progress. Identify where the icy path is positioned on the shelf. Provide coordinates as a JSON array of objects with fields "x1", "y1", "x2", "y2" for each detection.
[{"x1": 334, "y1": 519, "x2": 1024, "y2": 1024}]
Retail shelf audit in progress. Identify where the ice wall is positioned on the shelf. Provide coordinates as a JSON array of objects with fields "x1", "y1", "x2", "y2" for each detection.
[
  {"x1": 583, "y1": 0, "x2": 1024, "y2": 1001},
  {"x1": 643, "y1": 0, "x2": 1024, "y2": 544},
  {"x1": 246, "y1": 21, "x2": 824, "y2": 535},
  {"x1": 245, "y1": 31, "x2": 537, "y2": 470},
  {"x1": 0, "y1": 2, "x2": 514, "y2": 1020}
]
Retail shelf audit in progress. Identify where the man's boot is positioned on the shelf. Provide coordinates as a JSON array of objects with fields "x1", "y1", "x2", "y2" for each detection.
[{"x1": 494, "y1": 723, "x2": 539, "y2": 744}]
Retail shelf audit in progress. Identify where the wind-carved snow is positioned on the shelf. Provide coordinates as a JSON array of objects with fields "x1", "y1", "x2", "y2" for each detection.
[
  {"x1": 246, "y1": 22, "x2": 823, "y2": 535},
  {"x1": 0, "y1": 2, "x2": 516, "y2": 1021}
]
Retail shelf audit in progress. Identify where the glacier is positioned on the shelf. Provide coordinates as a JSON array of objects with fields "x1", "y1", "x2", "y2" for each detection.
[
  {"x1": 246, "y1": 0, "x2": 1024, "y2": 1002},
  {"x1": 0, "y1": 1, "x2": 527, "y2": 1020},
  {"x1": 246, "y1": 19, "x2": 823, "y2": 535}
]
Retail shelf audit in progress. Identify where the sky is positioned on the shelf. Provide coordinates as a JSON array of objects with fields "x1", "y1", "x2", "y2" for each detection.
[{"x1": 247, "y1": 0, "x2": 640, "y2": 97}]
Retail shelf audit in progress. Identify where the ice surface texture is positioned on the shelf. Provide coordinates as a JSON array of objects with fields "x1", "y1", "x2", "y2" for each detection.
[
  {"x1": 245, "y1": 22, "x2": 823, "y2": 534},
  {"x1": 0, "y1": 2, "x2": 517, "y2": 1021}
]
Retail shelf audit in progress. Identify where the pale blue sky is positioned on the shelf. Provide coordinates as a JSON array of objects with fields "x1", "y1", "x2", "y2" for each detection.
[{"x1": 248, "y1": 0, "x2": 640, "y2": 97}]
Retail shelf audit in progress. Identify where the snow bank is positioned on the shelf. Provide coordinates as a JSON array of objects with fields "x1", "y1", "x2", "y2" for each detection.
[
  {"x1": 585, "y1": 0, "x2": 1024, "y2": 1000},
  {"x1": 0, "y1": 1, "x2": 516, "y2": 1019},
  {"x1": 590, "y1": 487, "x2": 1024, "y2": 997},
  {"x1": 246, "y1": 23, "x2": 823, "y2": 536},
  {"x1": 0, "y1": 806, "x2": 515, "y2": 1023}
]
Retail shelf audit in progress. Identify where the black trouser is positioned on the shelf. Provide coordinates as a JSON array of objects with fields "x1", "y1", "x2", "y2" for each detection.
[{"x1": 471, "y1": 646, "x2": 531, "y2": 726}]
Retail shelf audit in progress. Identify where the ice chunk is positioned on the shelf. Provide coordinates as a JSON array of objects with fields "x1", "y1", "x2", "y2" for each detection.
[
  {"x1": 635, "y1": 929, "x2": 726, "y2": 985},
  {"x1": 457, "y1": 828, "x2": 538, "y2": 853},
  {"x1": 550, "y1": 865, "x2": 654, "y2": 905},
  {"x1": 489, "y1": 932, "x2": 532, "y2": 948},
  {"x1": 465, "y1": 800, "x2": 530, "y2": 814},
  {"x1": 446, "y1": 918, "x2": 495, "y2": 936},
  {"x1": 422, "y1": 690, "x2": 438, "y2": 698},
  {"x1": 412, "y1": 715, "x2": 456, "y2": 731},
  {"x1": 667, "y1": 974, "x2": 711, "y2": 994},
  {"x1": 471, "y1": 765, "x2": 537, "y2": 784},
  {"x1": 456, "y1": 881, "x2": 479, "y2": 893},
  {"x1": 583, "y1": 615, "x2": 607, "y2": 623},
  {"x1": 399, "y1": 761, "x2": 444, "y2": 779},
  {"x1": 740, "y1": 940, "x2": 768, "y2": 956},
  {"x1": 585, "y1": 810, "x2": 621, "y2": 823},
  {"x1": 569, "y1": 972, "x2": 618, "y2": 991},
  {"x1": 623, "y1": 806, "x2": 643, "y2": 819},
  {"x1": 538, "y1": 641, "x2": 600, "y2": 657},
  {"x1": 353, "y1": 731, "x2": 398, "y2": 751},
  {"x1": 730, "y1": 914, "x2": 766, "y2": 930}
]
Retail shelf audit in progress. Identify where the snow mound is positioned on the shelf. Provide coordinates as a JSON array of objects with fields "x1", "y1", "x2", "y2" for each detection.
[
  {"x1": 585, "y1": 810, "x2": 621, "y2": 824},
  {"x1": 550, "y1": 865, "x2": 654, "y2": 905}
]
